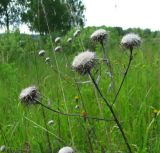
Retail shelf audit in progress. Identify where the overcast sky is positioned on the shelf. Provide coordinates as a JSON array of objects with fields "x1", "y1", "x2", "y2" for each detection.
[
  {"x1": 0, "y1": 0, "x2": 160, "y2": 33},
  {"x1": 84, "y1": 0, "x2": 160, "y2": 31}
]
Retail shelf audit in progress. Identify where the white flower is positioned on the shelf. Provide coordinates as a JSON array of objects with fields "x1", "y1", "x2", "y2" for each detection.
[
  {"x1": 55, "y1": 37, "x2": 61, "y2": 43},
  {"x1": 58, "y1": 146, "x2": 74, "y2": 153},
  {"x1": 73, "y1": 30, "x2": 80, "y2": 37},
  {"x1": 90, "y1": 29, "x2": 108, "y2": 43},
  {"x1": 72, "y1": 51, "x2": 96, "y2": 75},
  {"x1": 48, "y1": 120, "x2": 54, "y2": 125},
  {"x1": 55, "y1": 46, "x2": 62, "y2": 52},
  {"x1": 67, "y1": 38, "x2": 72, "y2": 43},
  {"x1": 0, "y1": 145, "x2": 6, "y2": 152},
  {"x1": 38, "y1": 50, "x2": 45, "y2": 56},
  {"x1": 121, "y1": 33, "x2": 141, "y2": 49},
  {"x1": 45, "y1": 57, "x2": 50, "y2": 63},
  {"x1": 19, "y1": 86, "x2": 40, "y2": 104}
]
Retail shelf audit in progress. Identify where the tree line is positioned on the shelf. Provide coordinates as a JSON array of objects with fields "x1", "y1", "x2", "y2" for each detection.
[{"x1": 0, "y1": 0, "x2": 85, "y2": 34}]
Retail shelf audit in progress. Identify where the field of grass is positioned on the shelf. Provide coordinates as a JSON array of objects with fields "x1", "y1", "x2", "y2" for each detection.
[{"x1": 0, "y1": 27, "x2": 160, "y2": 153}]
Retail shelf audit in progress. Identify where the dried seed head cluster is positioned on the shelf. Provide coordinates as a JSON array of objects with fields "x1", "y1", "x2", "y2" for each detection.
[
  {"x1": 67, "y1": 38, "x2": 72, "y2": 43},
  {"x1": 55, "y1": 37, "x2": 61, "y2": 43},
  {"x1": 72, "y1": 51, "x2": 96, "y2": 75},
  {"x1": 58, "y1": 147, "x2": 74, "y2": 153},
  {"x1": 19, "y1": 86, "x2": 40, "y2": 105},
  {"x1": 38, "y1": 50, "x2": 45, "y2": 56},
  {"x1": 45, "y1": 57, "x2": 50, "y2": 63},
  {"x1": 90, "y1": 29, "x2": 108, "y2": 43},
  {"x1": 73, "y1": 30, "x2": 80, "y2": 37},
  {"x1": 55, "y1": 46, "x2": 62, "y2": 52},
  {"x1": 121, "y1": 33, "x2": 141, "y2": 49}
]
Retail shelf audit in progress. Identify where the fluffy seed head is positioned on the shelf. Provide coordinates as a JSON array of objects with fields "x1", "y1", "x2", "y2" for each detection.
[
  {"x1": 55, "y1": 46, "x2": 62, "y2": 52},
  {"x1": 55, "y1": 37, "x2": 61, "y2": 43},
  {"x1": 72, "y1": 51, "x2": 96, "y2": 75},
  {"x1": 48, "y1": 120, "x2": 54, "y2": 125},
  {"x1": 38, "y1": 50, "x2": 45, "y2": 56},
  {"x1": 58, "y1": 147, "x2": 74, "y2": 153},
  {"x1": 67, "y1": 38, "x2": 72, "y2": 43},
  {"x1": 0, "y1": 145, "x2": 6, "y2": 152},
  {"x1": 90, "y1": 29, "x2": 108, "y2": 43},
  {"x1": 121, "y1": 33, "x2": 141, "y2": 49},
  {"x1": 45, "y1": 57, "x2": 50, "y2": 63},
  {"x1": 73, "y1": 30, "x2": 80, "y2": 37},
  {"x1": 19, "y1": 86, "x2": 40, "y2": 105}
]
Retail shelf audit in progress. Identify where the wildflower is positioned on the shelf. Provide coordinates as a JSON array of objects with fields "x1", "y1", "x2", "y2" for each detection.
[
  {"x1": 19, "y1": 86, "x2": 40, "y2": 105},
  {"x1": 90, "y1": 29, "x2": 108, "y2": 43},
  {"x1": 38, "y1": 50, "x2": 45, "y2": 56},
  {"x1": 72, "y1": 51, "x2": 97, "y2": 75},
  {"x1": 58, "y1": 146, "x2": 74, "y2": 153},
  {"x1": 121, "y1": 33, "x2": 141, "y2": 49},
  {"x1": 55, "y1": 37, "x2": 61, "y2": 43},
  {"x1": 55, "y1": 46, "x2": 62, "y2": 52},
  {"x1": 0, "y1": 145, "x2": 6, "y2": 152},
  {"x1": 45, "y1": 57, "x2": 50, "y2": 63},
  {"x1": 67, "y1": 38, "x2": 72, "y2": 43},
  {"x1": 48, "y1": 120, "x2": 54, "y2": 125},
  {"x1": 74, "y1": 96, "x2": 79, "y2": 100},
  {"x1": 73, "y1": 30, "x2": 80, "y2": 37}
]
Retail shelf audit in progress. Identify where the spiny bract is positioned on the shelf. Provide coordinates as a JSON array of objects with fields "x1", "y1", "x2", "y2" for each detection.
[
  {"x1": 72, "y1": 51, "x2": 96, "y2": 75},
  {"x1": 19, "y1": 86, "x2": 40, "y2": 105},
  {"x1": 90, "y1": 29, "x2": 108, "y2": 43},
  {"x1": 58, "y1": 146, "x2": 74, "y2": 153},
  {"x1": 121, "y1": 33, "x2": 141, "y2": 49}
]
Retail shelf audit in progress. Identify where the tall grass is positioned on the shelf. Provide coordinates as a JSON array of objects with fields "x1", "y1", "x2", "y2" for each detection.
[{"x1": 0, "y1": 28, "x2": 160, "y2": 153}]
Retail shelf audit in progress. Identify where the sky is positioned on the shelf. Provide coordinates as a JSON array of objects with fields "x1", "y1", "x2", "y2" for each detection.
[
  {"x1": 84, "y1": 0, "x2": 160, "y2": 31},
  {"x1": 0, "y1": 0, "x2": 160, "y2": 33}
]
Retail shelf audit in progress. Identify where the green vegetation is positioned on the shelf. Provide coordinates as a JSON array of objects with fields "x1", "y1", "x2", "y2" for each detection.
[{"x1": 0, "y1": 27, "x2": 160, "y2": 153}]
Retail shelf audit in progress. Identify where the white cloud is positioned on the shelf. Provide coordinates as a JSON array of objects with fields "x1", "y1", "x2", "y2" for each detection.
[{"x1": 84, "y1": 0, "x2": 160, "y2": 31}]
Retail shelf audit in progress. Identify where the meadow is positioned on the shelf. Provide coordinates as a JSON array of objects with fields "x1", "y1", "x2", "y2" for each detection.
[{"x1": 0, "y1": 27, "x2": 160, "y2": 153}]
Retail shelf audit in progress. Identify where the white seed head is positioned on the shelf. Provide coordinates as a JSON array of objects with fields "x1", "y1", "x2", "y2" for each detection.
[
  {"x1": 0, "y1": 145, "x2": 6, "y2": 152},
  {"x1": 58, "y1": 146, "x2": 74, "y2": 153},
  {"x1": 55, "y1": 37, "x2": 61, "y2": 43},
  {"x1": 48, "y1": 120, "x2": 54, "y2": 125},
  {"x1": 72, "y1": 51, "x2": 96, "y2": 75},
  {"x1": 45, "y1": 57, "x2": 50, "y2": 63},
  {"x1": 38, "y1": 50, "x2": 45, "y2": 56},
  {"x1": 90, "y1": 29, "x2": 108, "y2": 43},
  {"x1": 55, "y1": 46, "x2": 62, "y2": 52},
  {"x1": 19, "y1": 86, "x2": 40, "y2": 105},
  {"x1": 121, "y1": 33, "x2": 141, "y2": 49},
  {"x1": 73, "y1": 30, "x2": 80, "y2": 37},
  {"x1": 67, "y1": 38, "x2": 72, "y2": 43}
]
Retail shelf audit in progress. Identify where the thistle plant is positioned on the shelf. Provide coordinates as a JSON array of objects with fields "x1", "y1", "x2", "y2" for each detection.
[
  {"x1": 72, "y1": 50, "x2": 132, "y2": 153},
  {"x1": 112, "y1": 33, "x2": 141, "y2": 105},
  {"x1": 58, "y1": 146, "x2": 74, "y2": 153},
  {"x1": 90, "y1": 29, "x2": 115, "y2": 94}
]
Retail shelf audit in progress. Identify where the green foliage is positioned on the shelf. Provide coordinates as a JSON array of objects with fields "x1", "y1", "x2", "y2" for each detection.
[
  {"x1": 20, "y1": 0, "x2": 85, "y2": 34},
  {"x1": 0, "y1": 27, "x2": 160, "y2": 152}
]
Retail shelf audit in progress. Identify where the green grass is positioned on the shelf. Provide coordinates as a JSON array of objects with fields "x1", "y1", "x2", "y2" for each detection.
[{"x1": 0, "y1": 27, "x2": 160, "y2": 153}]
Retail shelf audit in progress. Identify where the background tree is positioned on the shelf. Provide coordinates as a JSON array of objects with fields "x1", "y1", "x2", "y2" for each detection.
[
  {"x1": 19, "y1": 0, "x2": 85, "y2": 34},
  {"x1": 0, "y1": 0, "x2": 22, "y2": 31}
]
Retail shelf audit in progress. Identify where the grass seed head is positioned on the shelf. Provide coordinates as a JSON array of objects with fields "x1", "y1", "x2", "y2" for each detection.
[
  {"x1": 38, "y1": 50, "x2": 45, "y2": 56},
  {"x1": 90, "y1": 29, "x2": 108, "y2": 43},
  {"x1": 55, "y1": 37, "x2": 61, "y2": 43},
  {"x1": 121, "y1": 33, "x2": 141, "y2": 49},
  {"x1": 58, "y1": 146, "x2": 74, "y2": 153},
  {"x1": 72, "y1": 51, "x2": 97, "y2": 75},
  {"x1": 19, "y1": 86, "x2": 40, "y2": 105}
]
